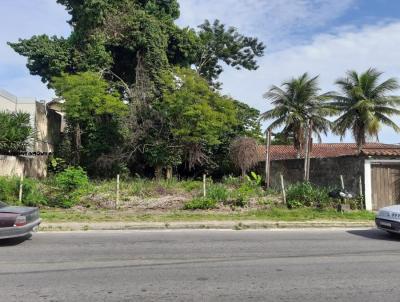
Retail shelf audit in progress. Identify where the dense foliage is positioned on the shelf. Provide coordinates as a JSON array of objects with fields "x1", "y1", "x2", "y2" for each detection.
[
  {"x1": 9, "y1": 0, "x2": 265, "y2": 178},
  {"x1": 0, "y1": 111, "x2": 33, "y2": 153}
]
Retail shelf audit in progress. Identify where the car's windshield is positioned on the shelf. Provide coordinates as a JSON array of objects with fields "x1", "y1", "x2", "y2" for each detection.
[{"x1": 0, "y1": 201, "x2": 7, "y2": 208}]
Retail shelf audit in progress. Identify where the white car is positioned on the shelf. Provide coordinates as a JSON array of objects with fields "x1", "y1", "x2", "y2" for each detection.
[{"x1": 376, "y1": 205, "x2": 400, "y2": 234}]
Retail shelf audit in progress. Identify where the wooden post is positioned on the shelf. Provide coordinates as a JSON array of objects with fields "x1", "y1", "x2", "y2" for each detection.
[
  {"x1": 203, "y1": 174, "x2": 206, "y2": 197},
  {"x1": 265, "y1": 129, "x2": 272, "y2": 188},
  {"x1": 18, "y1": 174, "x2": 24, "y2": 203},
  {"x1": 306, "y1": 128, "x2": 312, "y2": 181},
  {"x1": 116, "y1": 174, "x2": 120, "y2": 208},
  {"x1": 280, "y1": 174, "x2": 286, "y2": 205},
  {"x1": 340, "y1": 175, "x2": 345, "y2": 190},
  {"x1": 304, "y1": 120, "x2": 312, "y2": 181},
  {"x1": 303, "y1": 122, "x2": 309, "y2": 181}
]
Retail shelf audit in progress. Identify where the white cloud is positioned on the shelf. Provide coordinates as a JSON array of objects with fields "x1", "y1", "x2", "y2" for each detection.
[
  {"x1": 218, "y1": 22, "x2": 400, "y2": 143},
  {"x1": 178, "y1": 0, "x2": 355, "y2": 48},
  {"x1": 1, "y1": 0, "x2": 399, "y2": 143}
]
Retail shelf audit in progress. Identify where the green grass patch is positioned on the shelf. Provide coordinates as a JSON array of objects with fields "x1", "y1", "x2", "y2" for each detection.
[{"x1": 40, "y1": 208, "x2": 375, "y2": 223}]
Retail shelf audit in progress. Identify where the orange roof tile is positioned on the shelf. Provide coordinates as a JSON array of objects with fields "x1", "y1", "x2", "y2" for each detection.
[{"x1": 258, "y1": 143, "x2": 400, "y2": 161}]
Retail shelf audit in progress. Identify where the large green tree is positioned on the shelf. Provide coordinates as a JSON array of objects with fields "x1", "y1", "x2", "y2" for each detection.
[
  {"x1": 262, "y1": 73, "x2": 332, "y2": 154},
  {"x1": 194, "y1": 20, "x2": 265, "y2": 88},
  {"x1": 9, "y1": 0, "x2": 266, "y2": 177},
  {"x1": 9, "y1": 1, "x2": 265, "y2": 93},
  {"x1": 155, "y1": 68, "x2": 238, "y2": 170},
  {"x1": 330, "y1": 68, "x2": 400, "y2": 150},
  {"x1": 52, "y1": 72, "x2": 127, "y2": 174}
]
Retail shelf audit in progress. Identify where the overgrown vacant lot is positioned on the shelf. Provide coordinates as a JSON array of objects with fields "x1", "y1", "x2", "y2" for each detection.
[{"x1": 0, "y1": 168, "x2": 374, "y2": 223}]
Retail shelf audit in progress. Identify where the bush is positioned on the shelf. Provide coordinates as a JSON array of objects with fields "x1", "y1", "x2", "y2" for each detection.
[
  {"x1": 54, "y1": 167, "x2": 89, "y2": 192},
  {"x1": 184, "y1": 197, "x2": 217, "y2": 210},
  {"x1": 21, "y1": 178, "x2": 47, "y2": 207},
  {"x1": 222, "y1": 175, "x2": 242, "y2": 187},
  {"x1": 0, "y1": 177, "x2": 18, "y2": 204},
  {"x1": 0, "y1": 177, "x2": 47, "y2": 207},
  {"x1": 229, "y1": 180, "x2": 265, "y2": 207},
  {"x1": 0, "y1": 111, "x2": 33, "y2": 153},
  {"x1": 207, "y1": 184, "x2": 228, "y2": 203},
  {"x1": 49, "y1": 167, "x2": 89, "y2": 208},
  {"x1": 286, "y1": 182, "x2": 332, "y2": 209}
]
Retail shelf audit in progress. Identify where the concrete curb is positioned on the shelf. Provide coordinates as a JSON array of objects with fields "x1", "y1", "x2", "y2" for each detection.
[{"x1": 39, "y1": 220, "x2": 375, "y2": 232}]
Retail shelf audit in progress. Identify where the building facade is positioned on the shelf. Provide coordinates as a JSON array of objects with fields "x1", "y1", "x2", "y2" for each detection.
[{"x1": 0, "y1": 89, "x2": 63, "y2": 178}]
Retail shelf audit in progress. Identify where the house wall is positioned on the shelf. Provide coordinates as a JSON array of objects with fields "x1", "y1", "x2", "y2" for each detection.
[
  {"x1": 263, "y1": 156, "x2": 365, "y2": 195},
  {"x1": 0, "y1": 90, "x2": 58, "y2": 179},
  {"x1": 34, "y1": 102, "x2": 55, "y2": 153},
  {"x1": 0, "y1": 90, "x2": 17, "y2": 111},
  {"x1": 0, "y1": 155, "x2": 47, "y2": 178}
]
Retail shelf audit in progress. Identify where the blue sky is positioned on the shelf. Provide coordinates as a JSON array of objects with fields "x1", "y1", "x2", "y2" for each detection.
[{"x1": 1, "y1": 0, "x2": 400, "y2": 143}]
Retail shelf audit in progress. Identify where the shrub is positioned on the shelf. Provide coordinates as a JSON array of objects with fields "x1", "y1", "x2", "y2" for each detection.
[
  {"x1": 0, "y1": 177, "x2": 47, "y2": 207},
  {"x1": 54, "y1": 167, "x2": 89, "y2": 192},
  {"x1": 230, "y1": 182, "x2": 264, "y2": 207},
  {"x1": 49, "y1": 167, "x2": 89, "y2": 208},
  {"x1": 180, "y1": 180, "x2": 203, "y2": 192},
  {"x1": 21, "y1": 178, "x2": 47, "y2": 207},
  {"x1": 184, "y1": 197, "x2": 217, "y2": 210},
  {"x1": 245, "y1": 172, "x2": 263, "y2": 186},
  {"x1": 0, "y1": 177, "x2": 18, "y2": 204},
  {"x1": 207, "y1": 184, "x2": 228, "y2": 203},
  {"x1": 48, "y1": 157, "x2": 68, "y2": 174},
  {"x1": 286, "y1": 182, "x2": 332, "y2": 209},
  {"x1": 0, "y1": 111, "x2": 33, "y2": 153},
  {"x1": 222, "y1": 175, "x2": 242, "y2": 187}
]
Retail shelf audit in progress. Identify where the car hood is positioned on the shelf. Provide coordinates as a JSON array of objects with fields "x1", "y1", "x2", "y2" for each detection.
[
  {"x1": 0, "y1": 206, "x2": 37, "y2": 215},
  {"x1": 376, "y1": 205, "x2": 400, "y2": 222}
]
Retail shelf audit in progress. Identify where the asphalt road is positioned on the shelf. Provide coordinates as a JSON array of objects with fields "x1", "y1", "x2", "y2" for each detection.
[{"x1": 1, "y1": 228, "x2": 400, "y2": 302}]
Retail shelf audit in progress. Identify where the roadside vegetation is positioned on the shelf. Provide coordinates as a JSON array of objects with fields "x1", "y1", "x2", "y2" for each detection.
[
  {"x1": 2, "y1": 1, "x2": 398, "y2": 225},
  {"x1": 0, "y1": 168, "x2": 372, "y2": 223}
]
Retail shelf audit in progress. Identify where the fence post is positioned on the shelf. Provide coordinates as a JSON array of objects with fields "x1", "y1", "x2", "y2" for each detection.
[
  {"x1": 116, "y1": 174, "x2": 120, "y2": 208},
  {"x1": 18, "y1": 174, "x2": 24, "y2": 203},
  {"x1": 340, "y1": 175, "x2": 345, "y2": 190},
  {"x1": 203, "y1": 174, "x2": 207, "y2": 197},
  {"x1": 265, "y1": 129, "x2": 271, "y2": 188},
  {"x1": 280, "y1": 174, "x2": 286, "y2": 205}
]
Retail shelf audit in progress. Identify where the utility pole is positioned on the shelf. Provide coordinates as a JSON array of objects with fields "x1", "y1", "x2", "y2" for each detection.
[{"x1": 265, "y1": 128, "x2": 272, "y2": 188}]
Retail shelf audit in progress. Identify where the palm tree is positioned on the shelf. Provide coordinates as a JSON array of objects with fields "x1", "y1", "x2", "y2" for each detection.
[
  {"x1": 330, "y1": 68, "x2": 400, "y2": 151},
  {"x1": 261, "y1": 73, "x2": 332, "y2": 156}
]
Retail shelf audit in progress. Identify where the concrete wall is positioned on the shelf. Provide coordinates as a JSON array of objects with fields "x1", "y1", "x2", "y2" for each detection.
[
  {"x1": 0, "y1": 90, "x2": 17, "y2": 112},
  {"x1": 0, "y1": 155, "x2": 47, "y2": 178},
  {"x1": 0, "y1": 89, "x2": 56, "y2": 153},
  {"x1": 262, "y1": 156, "x2": 365, "y2": 195},
  {"x1": 34, "y1": 102, "x2": 55, "y2": 153}
]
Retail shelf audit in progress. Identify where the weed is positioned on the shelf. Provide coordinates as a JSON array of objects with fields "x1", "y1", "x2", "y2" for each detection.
[{"x1": 183, "y1": 197, "x2": 217, "y2": 210}]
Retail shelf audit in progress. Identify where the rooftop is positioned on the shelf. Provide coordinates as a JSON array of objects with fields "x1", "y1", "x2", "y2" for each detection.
[
  {"x1": 0, "y1": 89, "x2": 36, "y2": 104},
  {"x1": 259, "y1": 143, "x2": 400, "y2": 161}
]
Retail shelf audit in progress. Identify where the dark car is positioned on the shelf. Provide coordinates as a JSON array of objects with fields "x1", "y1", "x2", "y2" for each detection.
[{"x1": 0, "y1": 201, "x2": 41, "y2": 239}]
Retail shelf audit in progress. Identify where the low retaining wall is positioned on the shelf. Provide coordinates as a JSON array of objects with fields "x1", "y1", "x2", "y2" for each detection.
[{"x1": 0, "y1": 155, "x2": 47, "y2": 178}]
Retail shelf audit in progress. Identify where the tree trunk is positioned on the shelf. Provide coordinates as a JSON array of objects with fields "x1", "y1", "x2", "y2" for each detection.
[
  {"x1": 74, "y1": 123, "x2": 81, "y2": 165},
  {"x1": 154, "y1": 165, "x2": 163, "y2": 180},
  {"x1": 166, "y1": 166, "x2": 173, "y2": 180}
]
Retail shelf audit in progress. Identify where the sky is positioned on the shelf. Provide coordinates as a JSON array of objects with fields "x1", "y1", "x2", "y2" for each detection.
[{"x1": 1, "y1": 0, "x2": 400, "y2": 143}]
